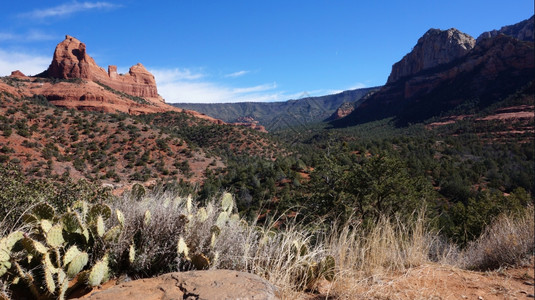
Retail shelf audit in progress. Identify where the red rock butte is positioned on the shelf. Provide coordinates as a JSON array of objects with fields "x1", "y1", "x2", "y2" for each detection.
[{"x1": 46, "y1": 35, "x2": 163, "y2": 103}]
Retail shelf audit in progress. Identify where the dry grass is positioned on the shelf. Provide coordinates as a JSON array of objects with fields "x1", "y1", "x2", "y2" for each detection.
[
  {"x1": 322, "y1": 209, "x2": 450, "y2": 299},
  {"x1": 461, "y1": 205, "x2": 534, "y2": 270},
  {"x1": 20, "y1": 188, "x2": 527, "y2": 299}
]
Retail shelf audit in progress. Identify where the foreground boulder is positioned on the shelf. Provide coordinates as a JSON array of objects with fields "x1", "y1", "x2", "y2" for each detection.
[{"x1": 78, "y1": 270, "x2": 280, "y2": 300}]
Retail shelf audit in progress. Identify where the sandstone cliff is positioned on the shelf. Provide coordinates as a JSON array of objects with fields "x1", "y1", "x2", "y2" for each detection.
[
  {"x1": 44, "y1": 35, "x2": 163, "y2": 104},
  {"x1": 477, "y1": 15, "x2": 534, "y2": 43},
  {"x1": 0, "y1": 35, "x2": 225, "y2": 123},
  {"x1": 334, "y1": 18, "x2": 534, "y2": 127},
  {"x1": 330, "y1": 102, "x2": 355, "y2": 120},
  {"x1": 387, "y1": 28, "x2": 475, "y2": 84}
]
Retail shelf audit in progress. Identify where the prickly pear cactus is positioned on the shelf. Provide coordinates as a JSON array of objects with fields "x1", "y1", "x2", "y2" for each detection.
[{"x1": 0, "y1": 201, "x2": 125, "y2": 300}]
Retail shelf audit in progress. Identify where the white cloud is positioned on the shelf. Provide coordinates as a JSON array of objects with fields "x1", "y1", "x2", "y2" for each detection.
[
  {"x1": 225, "y1": 70, "x2": 249, "y2": 78},
  {"x1": 0, "y1": 49, "x2": 50, "y2": 76},
  {"x1": 152, "y1": 67, "x2": 367, "y2": 103},
  {"x1": 151, "y1": 67, "x2": 287, "y2": 103},
  {"x1": 0, "y1": 30, "x2": 56, "y2": 42},
  {"x1": 231, "y1": 82, "x2": 276, "y2": 94},
  {"x1": 157, "y1": 80, "x2": 283, "y2": 103},
  {"x1": 20, "y1": 1, "x2": 119, "y2": 19},
  {"x1": 151, "y1": 68, "x2": 205, "y2": 83}
]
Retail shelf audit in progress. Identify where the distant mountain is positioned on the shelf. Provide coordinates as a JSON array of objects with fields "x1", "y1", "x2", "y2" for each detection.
[
  {"x1": 387, "y1": 28, "x2": 475, "y2": 84},
  {"x1": 173, "y1": 87, "x2": 379, "y2": 131},
  {"x1": 332, "y1": 16, "x2": 534, "y2": 127},
  {"x1": 477, "y1": 15, "x2": 534, "y2": 42}
]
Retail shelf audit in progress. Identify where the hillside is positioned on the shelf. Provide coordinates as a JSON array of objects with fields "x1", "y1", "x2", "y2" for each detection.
[
  {"x1": 0, "y1": 36, "x2": 285, "y2": 192},
  {"x1": 173, "y1": 87, "x2": 379, "y2": 131},
  {"x1": 332, "y1": 16, "x2": 534, "y2": 128}
]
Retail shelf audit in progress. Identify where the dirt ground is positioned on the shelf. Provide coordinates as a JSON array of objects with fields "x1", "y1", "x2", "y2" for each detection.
[{"x1": 301, "y1": 259, "x2": 534, "y2": 300}]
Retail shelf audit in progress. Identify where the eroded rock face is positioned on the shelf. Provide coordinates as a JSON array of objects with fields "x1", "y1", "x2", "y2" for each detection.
[
  {"x1": 330, "y1": 102, "x2": 355, "y2": 120},
  {"x1": 387, "y1": 28, "x2": 475, "y2": 84},
  {"x1": 477, "y1": 15, "x2": 534, "y2": 43},
  {"x1": 77, "y1": 270, "x2": 279, "y2": 300},
  {"x1": 10, "y1": 70, "x2": 26, "y2": 77},
  {"x1": 45, "y1": 35, "x2": 163, "y2": 103},
  {"x1": 335, "y1": 24, "x2": 534, "y2": 127}
]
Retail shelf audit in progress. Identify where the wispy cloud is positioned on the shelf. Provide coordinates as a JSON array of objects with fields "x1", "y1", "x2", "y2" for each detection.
[
  {"x1": 151, "y1": 68, "x2": 205, "y2": 83},
  {"x1": 156, "y1": 80, "x2": 283, "y2": 103},
  {"x1": 225, "y1": 70, "x2": 249, "y2": 78},
  {"x1": 151, "y1": 67, "x2": 365, "y2": 103},
  {"x1": 0, "y1": 49, "x2": 50, "y2": 76},
  {"x1": 0, "y1": 30, "x2": 56, "y2": 42},
  {"x1": 232, "y1": 82, "x2": 276, "y2": 94},
  {"x1": 20, "y1": 2, "x2": 119, "y2": 19},
  {"x1": 151, "y1": 67, "x2": 284, "y2": 103}
]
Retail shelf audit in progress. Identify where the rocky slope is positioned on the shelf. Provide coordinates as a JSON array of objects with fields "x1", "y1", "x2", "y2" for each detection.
[
  {"x1": 477, "y1": 15, "x2": 534, "y2": 42},
  {"x1": 329, "y1": 102, "x2": 355, "y2": 120},
  {"x1": 386, "y1": 28, "x2": 475, "y2": 84},
  {"x1": 333, "y1": 16, "x2": 534, "y2": 127}
]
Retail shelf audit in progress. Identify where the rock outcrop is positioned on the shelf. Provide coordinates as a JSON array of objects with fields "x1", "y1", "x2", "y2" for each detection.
[
  {"x1": 477, "y1": 15, "x2": 534, "y2": 43},
  {"x1": 330, "y1": 102, "x2": 355, "y2": 120},
  {"x1": 44, "y1": 35, "x2": 163, "y2": 103},
  {"x1": 334, "y1": 17, "x2": 534, "y2": 127},
  {"x1": 10, "y1": 70, "x2": 26, "y2": 78},
  {"x1": 77, "y1": 270, "x2": 279, "y2": 300},
  {"x1": 387, "y1": 28, "x2": 475, "y2": 84}
]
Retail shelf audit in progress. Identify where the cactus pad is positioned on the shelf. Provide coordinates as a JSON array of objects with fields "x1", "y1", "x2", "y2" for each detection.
[
  {"x1": 66, "y1": 251, "x2": 89, "y2": 278},
  {"x1": 128, "y1": 244, "x2": 135, "y2": 264},
  {"x1": 320, "y1": 255, "x2": 336, "y2": 281},
  {"x1": 46, "y1": 224, "x2": 64, "y2": 248},
  {"x1": 95, "y1": 215, "x2": 106, "y2": 237},
  {"x1": 215, "y1": 211, "x2": 229, "y2": 228},
  {"x1": 221, "y1": 193, "x2": 233, "y2": 213},
  {"x1": 43, "y1": 264, "x2": 56, "y2": 294},
  {"x1": 186, "y1": 195, "x2": 193, "y2": 213},
  {"x1": 61, "y1": 212, "x2": 83, "y2": 233},
  {"x1": 22, "y1": 237, "x2": 48, "y2": 255},
  {"x1": 116, "y1": 209, "x2": 125, "y2": 228},
  {"x1": 87, "y1": 255, "x2": 109, "y2": 287},
  {"x1": 32, "y1": 203, "x2": 55, "y2": 220},
  {"x1": 89, "y1": 204, "x2": 112, "y2": 222},
  {"x1": 197, "y1": 208, "x2": 208, "y2": 222},
  {"x1": 103, "y1": 225, "x2": 121, "y2": 242},
  {"x1": 40, "y1": 219, "x2": 53, "y2": 234},
  {"x1": 177, "y1": 237, "x2": 189, "y2": 258},
  {"x1": 143, "y1": 210, "x2": 151, "y2": 226}
]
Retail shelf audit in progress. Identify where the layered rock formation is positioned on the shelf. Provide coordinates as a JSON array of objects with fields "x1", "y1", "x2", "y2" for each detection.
[
  {"x1": 44, "y1": 35, "x2": 163, "y2": 103},
  {"x1": 387, "y1": 29, "x2": 475, "y2": 84},
  {"x1": 477, "y1": 15, "x2": 534, "y2": 43},
  {"x1": 334, "y1": 16, "x2": 534, "y2": 127},
  {"x1": 330, "y1": 102, "x2": 355, "y2": 120}
]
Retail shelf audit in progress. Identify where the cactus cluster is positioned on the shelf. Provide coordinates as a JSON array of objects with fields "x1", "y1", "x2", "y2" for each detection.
[
  {"x1": 176, "y1": 192, "x2": 239, "y2": 270},
  {"x1": 0, "y1": 201, "x2": 126, "y2": 300},
  {"x1": 290, "y1": 240, "x2": 336, "y2": 289}
]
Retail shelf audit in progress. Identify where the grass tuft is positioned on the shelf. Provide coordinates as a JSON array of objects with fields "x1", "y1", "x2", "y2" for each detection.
[{"x1": 461, "y1": 205, "x2": 534, "y2": 271}]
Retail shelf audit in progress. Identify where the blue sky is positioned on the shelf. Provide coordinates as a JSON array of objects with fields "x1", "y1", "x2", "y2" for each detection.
[{"x1": 0, "y1": 1, "x2": 532, "y2": 103}]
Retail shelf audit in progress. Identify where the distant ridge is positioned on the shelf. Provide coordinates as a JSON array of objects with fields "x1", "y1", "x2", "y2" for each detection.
[{"x1": 173, "y1": 87, "x2": 379, "y2": 131}]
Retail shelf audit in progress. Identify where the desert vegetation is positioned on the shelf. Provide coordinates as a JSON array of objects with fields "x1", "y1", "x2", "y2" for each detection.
[
  {"x1": 0, "y1": 84, "x2": 533, "y2": 298},
  {"x1": 0, "y1": 179, "x2": 532, "y2": 299}
]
